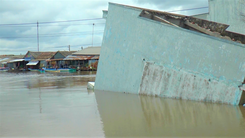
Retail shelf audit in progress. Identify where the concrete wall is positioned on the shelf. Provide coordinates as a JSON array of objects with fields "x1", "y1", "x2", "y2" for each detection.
[
  {"x1": 102, "y1": 10, "x2": 108, "y2": 19},
  {"x1": 140, "y1": 62, "x2": 243, "y2": 105},
  {"x1": 95, "y1": 3, "x2": 245, "y2": 105},
  {"x1": 194, "y1": 0, "x2": 245, "y2": 35}
]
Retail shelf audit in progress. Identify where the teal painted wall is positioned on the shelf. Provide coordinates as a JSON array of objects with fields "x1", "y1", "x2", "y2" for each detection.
[
  {"x1": 139, "y1": 62, "x2": 243, "y2": 105},
  {"x1": 95, "y1": 3, "x2": 245, "y2": 104}
]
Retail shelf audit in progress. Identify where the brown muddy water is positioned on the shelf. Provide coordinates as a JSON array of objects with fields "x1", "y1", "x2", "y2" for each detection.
[{"x1": 0, "y1": 71, "x2": 245, "y2": 137}]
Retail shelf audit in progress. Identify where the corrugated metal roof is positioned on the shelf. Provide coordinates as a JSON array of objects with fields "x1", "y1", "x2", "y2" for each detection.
[
  {"x1": 0, "y1": 58, "x2": 10, "y2": 64},
  {"x1": 9, "y1": 59, "x2": 25, "y2": 63},
  {"x1": 59, "y1": 51, "x2": 77, "y2": 57},
  {"x1": 0, "y1": 55, "x2": 24, "y2": 59},
  {"x1": 0, "y1": 58, "x2": 9, "y2": 62},
  {"x1": 72, "y1": 47, "x2": 101, "y2": 56},
  {"x1": 91, "y1": 56, "x2": 99, "y2": 60},
  {"x1": 35, "y1": 52, "x2": 56, "y2": 60},
  {"x1": 63, "y1": 55, "x2": 99, "y2": 60},
  {"x1": 28, "y1": 51, "x2": 42, "y2": 59},
  {"x1": 46, "y1": 58, "x2": 64, "y2": 61},
  {"x1": 26, "y1": 61, "x2": 39, "y2": 65},
  {"x1": 0, "y1": 55, "x2": 25, "y2": 64},
  {"x1": 26, "y1": 51, "x2": 57, "y2": 60}
]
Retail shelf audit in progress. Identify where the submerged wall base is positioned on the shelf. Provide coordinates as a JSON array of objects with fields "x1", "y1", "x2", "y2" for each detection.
[
  {"x1": 139, "y1": 62, "x2": 244, "y2": 105},
  {"x1": 239, "y1": 89, "x2": 245, "y2": 105}
]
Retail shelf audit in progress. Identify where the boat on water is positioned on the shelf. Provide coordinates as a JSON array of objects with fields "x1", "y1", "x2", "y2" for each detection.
[
  {"x1": 28, "y1": 68, "x2": 45, "y2": 73},
  {"x1": 0, "y1": 67, "x2": 9, "y2": 71},
  {"x1": 43, "y1": 68, "x2": 76, "y2": 73},
  {"x1": 59, "y1": 68, "x2": 76, "y2": 73},
  {"x1": 28, "y1": 68, "x2": 40, "y2": 71}
]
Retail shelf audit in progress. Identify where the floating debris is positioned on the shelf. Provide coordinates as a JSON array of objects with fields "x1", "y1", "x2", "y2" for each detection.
[{"x1": 87, "y1": 82, "x2": 95, "y2": 90}]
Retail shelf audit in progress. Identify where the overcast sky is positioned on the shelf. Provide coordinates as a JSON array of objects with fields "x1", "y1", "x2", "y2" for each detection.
[{"x1": 0, "y1": 0, "x2": 208, "y2": 55}]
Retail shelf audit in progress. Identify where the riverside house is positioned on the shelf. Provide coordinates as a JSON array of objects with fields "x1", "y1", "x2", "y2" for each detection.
[
  {"x1": 24, "y1": 51, "x2": 56, "y2": 69},
  {"x1": 46, "y1": 51, "x2": 76, "y2": 69},
  {"x1": 63, "y1": 47, "x2": 100, "y2": 71}
]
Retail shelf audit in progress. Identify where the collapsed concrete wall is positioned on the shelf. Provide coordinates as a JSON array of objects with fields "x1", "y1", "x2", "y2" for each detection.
[
  {"x1": 95, "y1": 3, "x2": 245, "y2": 105},
  {"x1": 194, "y1": 0, "x2": 245, "y2": 35}
]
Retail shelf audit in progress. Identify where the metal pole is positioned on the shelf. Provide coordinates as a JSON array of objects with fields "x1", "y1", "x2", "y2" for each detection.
[
  {"x1": 37, "y1": 21, "x2": 39, "y2": 52},
  {"x1": 92, "y1": 23, "x2": 94, "y2": 46},
  {"x1": 69, "y1": 45, "x2": 70, "y2": 51}
]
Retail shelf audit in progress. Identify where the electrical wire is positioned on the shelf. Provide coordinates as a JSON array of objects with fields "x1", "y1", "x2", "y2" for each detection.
[
  {"x1": 0, "y1": 43, "x2": 102, "y2": 51},
  {"x1": 0, "y1": 6, "x2": 208, "y2": 26},
  {"x1": 47, "y1": 43, "x2": 101, "y2": 48},
  {"x1": 0, "y1": 18, "x2": 104, "y2": 26},
  {"x1": 0, "y1": 30, "x2": 104, "y2": 38},
  {"x1": 167, "y1": 6, "x2": 208, "y2": 13},
  {"x1": 0, "y1": 6, "x2": 208, "y2": 53},
  {"x1": 0, "y1": 22, "x2": 106, "y2": 27}
]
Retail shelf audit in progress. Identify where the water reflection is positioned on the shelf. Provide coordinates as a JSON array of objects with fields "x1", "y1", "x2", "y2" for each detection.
[
  {"x1": 0, "y1": 72, "x2": 104, "y2": 137},
  {"x1": 39, "y1": 87, "x2": 42, "y2": 114},
  {"x1": 25, "y1": 71, "x2": 96, "y2": 89},
  {"x1": 95, "y1": 90, "x2": 245, "y2": 137},
  {"x1": 1, "y1": 71, "x2": 245, "y2": 137},
  {"x1": 240, "y1": 106, "x2": 245, "y2": 130}
]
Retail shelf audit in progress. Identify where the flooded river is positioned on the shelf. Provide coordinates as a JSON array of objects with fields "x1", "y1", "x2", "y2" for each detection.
[{"x1": 0, "y1": 72, "x2": 245, "y2": 137}]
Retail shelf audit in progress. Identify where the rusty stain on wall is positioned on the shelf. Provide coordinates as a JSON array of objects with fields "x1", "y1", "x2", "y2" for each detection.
[{"x1": 139, "y1": 62, "x2": 244, "y2": 105}]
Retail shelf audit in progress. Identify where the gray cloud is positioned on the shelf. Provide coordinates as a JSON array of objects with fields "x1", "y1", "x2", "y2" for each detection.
[
  {"x1": 0, "y1": 0, "x2": 208, "y2": 55},
  {"x1": 134, "y1": 0, "x2": 208, "y2": 15},
  {"x1": 0, "y1": 0, "x2": 108, "y2": 55},
  {"x1": 134, "y1": 0, "x2": 208, "y2": 9}
]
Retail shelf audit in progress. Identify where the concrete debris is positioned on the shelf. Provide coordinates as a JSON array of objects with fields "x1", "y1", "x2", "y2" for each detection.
[{"x1": 140, "y1": 10, "x2": 245, "y2": 44}]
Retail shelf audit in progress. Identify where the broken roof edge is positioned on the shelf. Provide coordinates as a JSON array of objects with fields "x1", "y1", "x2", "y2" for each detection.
[
  {"x1": 139, "y1": 9, "x2": 244, "y2": 44},
  {"x1": 108, "y1": 2, "x2": 245, "y2": 45},
  {"x1": 109, "y1": 2, "x2": 230, "y2": 31},
  {"x1": 139, "y1": 14, "x2": 245, "y2": 48},
  {"x1": 108, "y1": 2, "x2": 186, "y2": 18}
]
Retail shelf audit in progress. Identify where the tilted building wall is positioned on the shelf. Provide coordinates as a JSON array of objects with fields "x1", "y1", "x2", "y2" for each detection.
[{"x1": 95, "y1": 3, "x2": 245, "y2": 105}]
